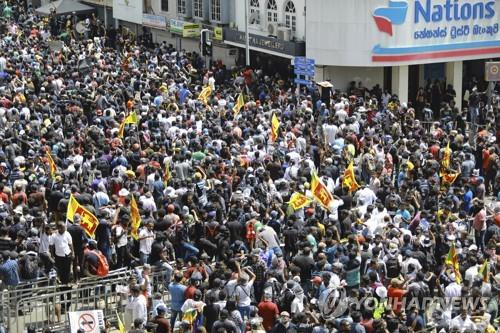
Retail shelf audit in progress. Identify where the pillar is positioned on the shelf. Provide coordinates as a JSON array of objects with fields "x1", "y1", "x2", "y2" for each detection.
[
  {"x1": 392, "y1": 65, "x2": 408, "y2": 103},
  {"x1": 418, "y1": 64, "x2": 425, "y2": 88},
  {"x1": 452, "y1": 61, "x2": 463, "y2": 111},
  {"x1": 315, "y1": 66, "x2": 325, "y2": 82}
]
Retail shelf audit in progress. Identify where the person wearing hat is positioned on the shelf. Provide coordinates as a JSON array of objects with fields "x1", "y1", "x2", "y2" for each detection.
[{"x1": 152, "y1": 303, "x2": 171, "y2": 333}]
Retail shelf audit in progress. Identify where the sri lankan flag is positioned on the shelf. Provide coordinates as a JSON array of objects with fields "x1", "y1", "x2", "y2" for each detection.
[
  {"x1": 118, "y1": 111, "x2": 138, "y2": 138},
  {"x1": 440, "y1": 170, "x2": 459, "y2": 185},
  {"x1": 163, "y1": 161, "x2": 172, "y2": 185},
  {"x1": 342, "y1": 161, "x2": 360, "y2": 193},
  {"x1": 45, "y1": 150, "x2": 57, "y2": 177},
  {"x1": 288, "y1": 192, "x2": 312, "y2": 211},
  {"x1": 67, "y1": 194, "x2": 99, "y2": 238},
  {"x1": 130, "y1": 195, "x2": 141, "y2": 240},
  {"x1": 271, "y1": 113, "x2": 280, "y2": 142},
  {"x1": 310, "y1": 170, "x2": 334, "y2": 210},
  {"x1": 442, "y1": 142, "x2": 451, "y2": 168},
  {"x1": 479, "y1": 260, "x2": 489, "y2": 282},
  {"x1": 233, "y1": 93, "x2": 245, "y2": 115},
  {"x1": 444, "y1": 242, "x2": 462, "y2": 284},
  {"x1": 198, "y1": 85, "x2": 212, "y2": 105}
]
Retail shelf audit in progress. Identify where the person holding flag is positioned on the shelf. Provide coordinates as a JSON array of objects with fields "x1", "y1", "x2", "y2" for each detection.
[
  {"x1": 198, "y1": 85, "x2": 213, "y2": 105},
  {"x1": 271, "y1": 112, "x2": 280, "y2": 143},
  {"x1": 118, "y1": 111, "x2": 138, "y2": 138},
  {"x1": 445, "y1": 242, "x2": 462, "y2": 284},
  {"x1": 233, "y1": 93, "x2": 245, "y2": 116}
]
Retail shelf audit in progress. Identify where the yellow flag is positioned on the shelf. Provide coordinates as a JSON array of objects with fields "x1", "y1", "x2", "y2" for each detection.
[
  {"x1": 233, "y1": 93, "x2": 245, "y2": 115},
  {"x1": 288, "y1": 192, "x2": 312, "y2": 211},
  {"x1": 310, "y1": 170, "x2": 334, "y2": 210},
  {"x1": 445, "y1": 242, "x2": 462, "y2": 284},
  {"x1": 116, "y1": 311, "x2": 126, "y2": 333},
  {"x1": 442, "y1": 142, "x2": 451, "y2": 168},
  {"x1": 198, "y1": 85, "x2": 212, "y2": 104},
  {"x1": 342, "y1": 161, "x2": 360, "y2": 193},
  {"x1": 66, "y1": 194, "x2": 99, "y2": 238},
  {"x1": 118, "y1": 111, "x2": 138, "y2": 138},
  {"x1": 163, "y1": 161, "x2": 171, "y2": 185},
  {"x1": 271, "y1": 113, "x2": 280, "y2": 142},
  {"x1": 479, "y1": 260, "x2": 489, "y2": 282},
  {"x1": 130, "y1": 195, "x2": 141, "y2": 240},
  {"x1": 45, "y1": 150, "x2": 57, "y2": 177}
]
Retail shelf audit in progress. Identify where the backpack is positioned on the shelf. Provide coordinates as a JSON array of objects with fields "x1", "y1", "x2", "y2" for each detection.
[
  {"x1": 386, "y1": 257, "x2": 400, "y2": 279},
  {"x1": 278, "y1": 288, "x2": 294, "y2": 312},
  {"x1": 96, "y1": 158, "x2": 110, "y2": 177},
  {"x1": 20, "y1": 254, "x2": 39, "y2": 280},
  {"x1": 92, "y1": 250, "x2": 109, "y2": 277}
]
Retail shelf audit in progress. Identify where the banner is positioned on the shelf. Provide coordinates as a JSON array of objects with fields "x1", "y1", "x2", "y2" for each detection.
[
  {"x1": 130, "y1": 195, "x2": 141, "y2": 240},
  {"x1": 67, "y1": 194, "x2": 99, "y2": 238}
]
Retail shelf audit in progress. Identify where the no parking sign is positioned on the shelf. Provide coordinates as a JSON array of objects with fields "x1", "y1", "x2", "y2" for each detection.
[{"x1": 68, "y1": 310, "x2": 105, "y2": 333}]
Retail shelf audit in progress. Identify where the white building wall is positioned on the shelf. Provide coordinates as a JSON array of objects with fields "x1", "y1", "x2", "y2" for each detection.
[
  {"x1": 234, "y1": 0, "x2": 305, "y2": 41},
  {"x1": 320, "y1": 66, "x2": 385, "y2": 92},
  {"x1": 150, "y1": 0, "x2": 176, "y2": 19}
]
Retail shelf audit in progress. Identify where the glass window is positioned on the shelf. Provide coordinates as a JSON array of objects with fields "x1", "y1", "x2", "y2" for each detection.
[
  {"x1": 161, "y1": 0, "x2": 168, "y2": 12},
  {"x1": 266, "y1": 0, "x2": 277, "y2": 23},
  {"x1": 177, "y1": 0, "x2": 186, "y2": 15},
  {"x1": 249, "y1": 0, "x2": 260, "y2": 25},
  {"x1": 284, "y1": 0, "x2": 296, "y2": 31},
  {"x1": 193, "y1": 0, "x2": 203, "y2": 18},
  {"x1": 210, "y1": 0, "x2": 221, "y2": 21}
]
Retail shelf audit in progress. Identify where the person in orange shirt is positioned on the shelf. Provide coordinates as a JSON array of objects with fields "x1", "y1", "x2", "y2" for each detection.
[{"x1": 387, "y1": 278, "x2": 407, "y2": 315}]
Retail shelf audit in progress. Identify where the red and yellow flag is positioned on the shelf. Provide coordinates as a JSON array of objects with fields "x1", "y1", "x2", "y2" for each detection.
[
  {"x1": 442, "y1": 142, "x2": 451, "y2": 168},
  {"x1": 342, "y1": 161, "x2": 360, "y2": 193},
  {"x1": 45, "y1": 150, "x2": 57, "y2": 177},
  {"x1": 271, "y1": 113, "x2": 280, "y2": 142},
  {"x1": 233, "y1": 93, "x2": 245, "y2": 116},
  {"x1": 130, "y1": 195, "x2": 141, "y2": 240},
  {"x1": 444, "y1": 242, "x2": 462, "y2": 284},
  {"x1": 440, "y1": 170, "x2": 459, "y2": 185},
  {"x1": 118, "y1": 111, "x2": 138, "y2": 138},
  {"x1": 288, "y1": 192, "x2": 312, "y2": 211},
  {"x1": 198, "y1": 85, "x2": 213, "y2": 105},
  {"x1": 310, "y1": 170, "x2": 334, "y2": 210},
  {"x1": 67, "y1": 194, "x2": 99, "y2": 238}
]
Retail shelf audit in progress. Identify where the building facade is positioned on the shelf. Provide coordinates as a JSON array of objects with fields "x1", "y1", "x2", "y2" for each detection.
[{"x1": 306, "y1": 0, "x2": 500, "y2": 110}]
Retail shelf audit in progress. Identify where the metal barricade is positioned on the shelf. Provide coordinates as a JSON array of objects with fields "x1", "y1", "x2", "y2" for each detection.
[{"x1": 3, "y1": 266, "x2": 173, "y2": 333}]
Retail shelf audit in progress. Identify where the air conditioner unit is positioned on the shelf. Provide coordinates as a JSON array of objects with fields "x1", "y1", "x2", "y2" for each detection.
[
  {"x1": 277, "y1": 27, "x2": 291, "y2": 41},
  {"x1": 267, "y1": 22, "x2": 278, "y2": 36}
]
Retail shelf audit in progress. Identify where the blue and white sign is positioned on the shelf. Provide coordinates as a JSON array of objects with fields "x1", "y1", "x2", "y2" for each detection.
[{"x1": 294, "y1": 57, "x2": 315, "y2": 86}]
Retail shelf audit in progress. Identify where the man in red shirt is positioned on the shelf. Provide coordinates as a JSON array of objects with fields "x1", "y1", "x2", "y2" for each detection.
[{"x1": 258, "y1": 292, "x2": 279, "y2": 331}]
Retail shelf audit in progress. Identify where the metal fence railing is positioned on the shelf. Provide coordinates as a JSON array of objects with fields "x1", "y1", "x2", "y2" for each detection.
[{"x1": 1, "y1": 266, "x2": 172, "y2": 333}]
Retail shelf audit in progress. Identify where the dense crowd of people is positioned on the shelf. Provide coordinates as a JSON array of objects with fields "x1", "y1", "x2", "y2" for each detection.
[{"x1": 0, "y1": 1, "x2": 499, "y2": 333}]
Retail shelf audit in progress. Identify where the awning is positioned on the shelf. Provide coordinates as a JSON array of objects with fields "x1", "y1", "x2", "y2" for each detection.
[{"x1": 36, "y1": 0, "x2": 95, "y2": 16}]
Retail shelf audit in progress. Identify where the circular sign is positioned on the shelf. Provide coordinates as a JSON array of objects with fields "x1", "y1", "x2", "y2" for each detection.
[
  {"x1": 490, "y1": 64, "x2": 499, "y2": 76},
  {"x1": 78, "y1": 313, "x2": 96, "y2": 332}
]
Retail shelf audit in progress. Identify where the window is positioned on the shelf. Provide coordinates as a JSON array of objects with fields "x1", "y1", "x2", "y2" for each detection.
[
  {"x1": 161, "y1": 0, "x2": 168, "y2": 12},
  {"x1": 210, "y1": 0, "x2": 221, "y2": 21},
  {"x1": 177, "y1": 0, "x2": 186, "y2": 15},
  {"x1": 266, "y1": 0, "x2": 277, "y2": 23},
  {"x1": 284, "y1": 0, "x2": 296, "y2": 31},
  {"x1": 249, "y1": 0, "x2": 260, "y2": 25},
  {"x1": 193, "y1": 0, "x2": 202, "y2": 18}
]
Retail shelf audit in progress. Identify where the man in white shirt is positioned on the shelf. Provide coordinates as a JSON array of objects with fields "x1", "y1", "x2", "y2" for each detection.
[
  {"x1": 50, "y1": 222, "x2": 74, "y2": 284},
  {"x1": 449, "y1": 308, "x2": 476, "y2": 332},
  {"x1": 125, "y1": 285, "x2": 148, "y2": 329},
  {"x1": 39, "y1": 223, "x2": 54, "y2": 273},
  {"x1": 139, "y1": 222, "x2": 155, "y2": 264}
]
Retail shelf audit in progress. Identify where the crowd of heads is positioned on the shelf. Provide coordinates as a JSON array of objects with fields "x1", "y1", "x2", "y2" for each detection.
[{"x1": 0, "y1": 1, "x2": 499, "y2": 332}]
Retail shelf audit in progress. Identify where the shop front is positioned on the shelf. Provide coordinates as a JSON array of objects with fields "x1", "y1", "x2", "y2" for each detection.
[
  {"x1": 223, "y1": 28, "x2": 305, "y2": 77},
  {"x1": 306, "y1": 0, "x2": 500, "y2": 110}
]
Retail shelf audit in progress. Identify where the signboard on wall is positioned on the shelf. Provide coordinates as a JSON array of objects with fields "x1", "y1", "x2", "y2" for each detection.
[
  {"x1": 143, "y1": 14, "x2": 167, "y2": 30},
  {"x1": 485, "y1": 62, "x2": 500, "y2": 81},
  {"x1": 169, "y1": 19, "x2": 201, "y2": 38},
  {"x1": 112, "y1": 0, "x2": 143, "y2": 25},
  {"x1": 307, "y1": 0, "x2": 500, "y2": 66}
]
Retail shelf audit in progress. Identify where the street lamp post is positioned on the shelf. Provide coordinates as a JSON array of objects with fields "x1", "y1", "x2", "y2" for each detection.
[{"x1": 244, "y1": 0, "x2": 250, "y2": 66}]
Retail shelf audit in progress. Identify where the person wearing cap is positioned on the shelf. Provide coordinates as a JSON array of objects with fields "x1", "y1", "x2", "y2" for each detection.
[{"x1": 152, "y1": 303, "x2": 171, "y2": 333}]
